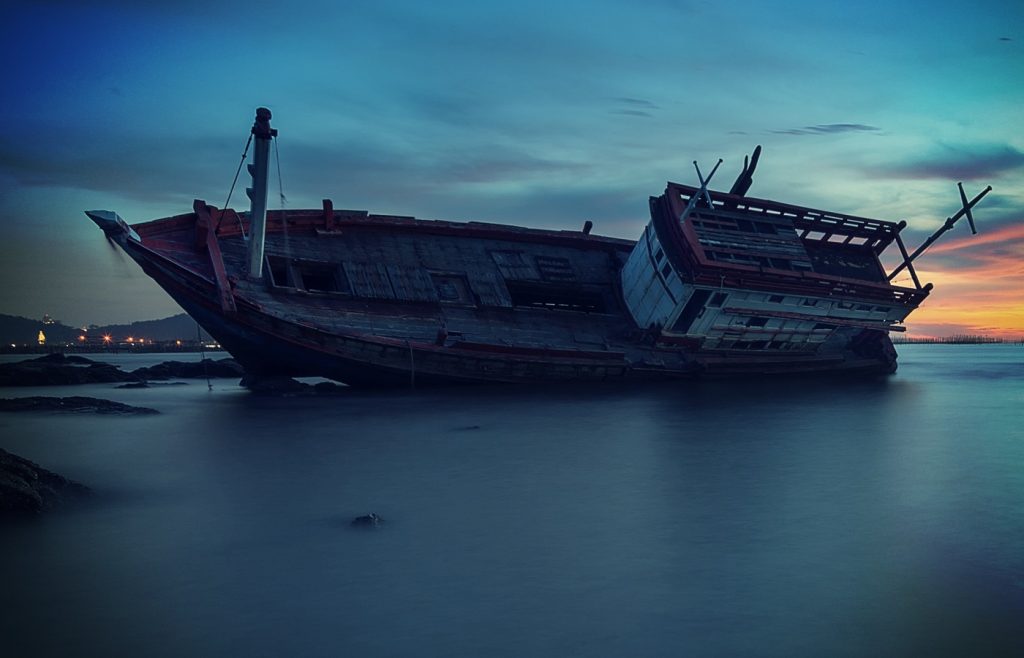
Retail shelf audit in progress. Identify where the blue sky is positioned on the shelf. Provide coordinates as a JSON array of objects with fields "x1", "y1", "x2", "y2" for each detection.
[{"x1": 1, "y1": 0, "x2": 1021, "y2": 335}]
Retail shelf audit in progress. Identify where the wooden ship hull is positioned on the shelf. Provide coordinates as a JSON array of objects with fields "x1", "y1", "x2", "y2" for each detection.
[{"x1": 87, "y1": 110, "x2": 990, "y2": 387}]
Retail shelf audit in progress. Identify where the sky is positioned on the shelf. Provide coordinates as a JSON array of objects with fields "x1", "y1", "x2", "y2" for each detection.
[{"x1": 1, "y1": 0, "x2": 1021, "y2": 337}]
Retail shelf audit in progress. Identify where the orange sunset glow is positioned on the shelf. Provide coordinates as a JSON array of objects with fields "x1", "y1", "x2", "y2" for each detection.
[{"x1": 890, "y1": 223, "x2": 1024, "y2": 339}]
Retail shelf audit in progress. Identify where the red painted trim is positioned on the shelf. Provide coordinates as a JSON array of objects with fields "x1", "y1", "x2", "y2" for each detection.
[{"x1": 193, "y1": 201, "x2": 237, "y2": 314}]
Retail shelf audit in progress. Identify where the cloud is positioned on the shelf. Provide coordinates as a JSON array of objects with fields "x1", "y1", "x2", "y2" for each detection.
[
  {"x1": 770, "y1": 123, "x2": 880, "y2": 136},
  {"x1": 926, "y1": 222, "x2": 1024, "y2": 255},
  {"x1": 610, "y1": 109, "x2": 654, "y2": 118},
  {"x1": 614, "y1": 97, "x2": 659, "y2": 109},
  {"x1": 877, "y1": 144, "x2": 1024, "y2": 181}
]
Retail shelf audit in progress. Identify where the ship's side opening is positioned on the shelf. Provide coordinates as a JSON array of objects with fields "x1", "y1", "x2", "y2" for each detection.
[{"x1": 505, "y1": 281, "x2": 607, "y2": 313}]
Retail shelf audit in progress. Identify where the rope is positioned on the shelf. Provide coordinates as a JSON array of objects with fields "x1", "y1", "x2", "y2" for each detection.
[
  {"x1": 197, "y1": 322, "x2": 212, "y2": 391},
  {"x1": 274, "y1": 135, "x2": 286, "y2": 208},
  {"x1": 273, "y1": 135, "x2": 293, "y2": 266},
  {"x1": 221, "y1": 133, "x2": 254, "y2": 238}
]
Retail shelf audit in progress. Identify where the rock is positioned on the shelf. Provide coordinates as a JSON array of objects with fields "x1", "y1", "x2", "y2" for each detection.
[
  {"x1": 130, "y1": 358, "x2": 244, "y2": 381},
  {"x1": 0, "y1": 396, "x2": 159, "y2": 415},
  {"x1": 240, "y1": 375, "x2": 309, "y2": 394},
  {"x1": 351, "y1": 513, "x2": 383, "y2": 528},
  {"x1": 240, "y1": 375, "x2": 348, "y2": 396},
  {"x1": 0, "y1": 355, "x2": 136, "y2": 386},
  {"x1": 30, "y1": 353, "x2": 96, "y2": 366},
  {"x1": 0, "y1": 448, "x2": 92, "y2": 517},
  {"x1": 0, "y1": 355, "x2": 246, "y2": 387},
  {"x1": 115, "y1": 381, "x2": 188, "y2": 389}
]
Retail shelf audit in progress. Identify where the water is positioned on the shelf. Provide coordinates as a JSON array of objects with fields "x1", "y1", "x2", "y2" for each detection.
[{"x1": 1, "y1": 345, "x2": 1022, "y2": 657}]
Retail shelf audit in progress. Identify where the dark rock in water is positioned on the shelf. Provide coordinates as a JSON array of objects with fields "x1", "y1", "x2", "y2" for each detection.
[
  {"x1": 313, "y1": 381, "x2": 347, "y2": 394},
  {"x1": 130, "y1": 358, "x2": 244, "y2": 381},
  {"x1": 0, "y1": 355, "x2": 136, "y2": 386},
  {"x1": 240, "y1": 375, "x2": 309, "y2": 394},
  {"x1": 0, "y1": 355, "x2": 245, "y2": 387},
  {"x1": 241, "y1": 375, "x2": 348, "y2": 396},
  {"x1": 0, "y1": 396, "x2": 159, "y2": 415},
  {"x1": 0, "y1": 448, "x2": 92, "y2": 517},
  {"x1": 351, "y1": 513, "x2": 383, "y2": 528},
  {"x1": 30, "y1": 353, "x2": 96, "y2": 366},
  {"x1": 115, "y1": 381, "x2": 188, "y2": 389}
]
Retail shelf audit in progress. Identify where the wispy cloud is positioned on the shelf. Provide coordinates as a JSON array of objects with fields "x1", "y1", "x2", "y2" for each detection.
[
  {"x1": 614, "y1": 97, "x2": 659, "y2": 109},
  {"x1": 926, "y1": 222, "x2": 1024, "y2": 255},
  {"x1": 771, "y1": 123, "x2": 880, "y2": 136},
  {"x1": 876, "y1": 144, "x2": 1024, "y2": 181},
  {"x1": 611, "y1": 109, "x2": 654, "y2": 118}
]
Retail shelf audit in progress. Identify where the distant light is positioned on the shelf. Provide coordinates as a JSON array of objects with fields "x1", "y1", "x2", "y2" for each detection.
[
  {"x1": 175, "y1": 340, "x2": 182, "y2": 346},
  {"x1": 137, "y1": 338, "x2": 144, "y2": 344},
  {"x1": 103, "y1": 335, "x2": 112, "y2": 343},
  {"x1": 126, "y1": 337, "x2": 134, "y2": 343},
  {"x1": 79, "y1": 335, "x2": 86, "y2": 342}
]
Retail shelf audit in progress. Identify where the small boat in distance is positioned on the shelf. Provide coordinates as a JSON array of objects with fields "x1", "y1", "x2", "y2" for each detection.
[{"x1": 88, "y1": 108, "x2": 991, "y2": 386}]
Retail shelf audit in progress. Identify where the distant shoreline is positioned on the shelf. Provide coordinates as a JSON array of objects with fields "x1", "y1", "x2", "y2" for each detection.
[{"x1": 1, "y1": 345, "x2": 228, "y2": 356}]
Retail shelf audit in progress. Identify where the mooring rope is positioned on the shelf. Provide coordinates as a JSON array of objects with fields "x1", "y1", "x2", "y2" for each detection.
[
  {"x1": 197, "y1": 322, "x2": 212, "y2": 391},
  {"x1": 221, "y1": 133, "x2": 254, "y2": 238},
  {"x1": 273, "y1": 136, "x2": 291, "y2": 264}
]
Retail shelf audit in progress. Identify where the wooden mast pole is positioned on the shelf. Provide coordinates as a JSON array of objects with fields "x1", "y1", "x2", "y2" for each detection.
[{"x1": 246, "y1": 107, "x2": 278, "y2": 279}]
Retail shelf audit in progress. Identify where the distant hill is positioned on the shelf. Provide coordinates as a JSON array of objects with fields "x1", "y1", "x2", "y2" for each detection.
[{"x1": 0, "y1": 313, "x2": 212, "y2": 345}]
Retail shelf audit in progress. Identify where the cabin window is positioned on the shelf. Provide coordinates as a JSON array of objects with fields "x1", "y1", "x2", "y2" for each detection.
[
  {"x1": 768, "y1": 295, "x2": 785, "y2": 303},
  {"x1": 296, "y1": 263, "x2": 349, "y2": 294},
  {"x1": 802, "y1": 299, "x2": 819, "y2": 307},
  {"x1": 755, "y1": 222, "x2": 776, "y2": 235},
  {"x1": 267, "y1": 256, "x2": 292, "y2": 288},
  {"x1": 855, "y1": 304, "x2": 873, "y2": 311},
  {"x1": 748, "y1": 340, "x2": 767, "y2": 349},
  {"x1": 490, "y1": 250, "x2": 540, "y2": 281},
  {"x1": 660, "y1": 262, "x2": 673, "y2": 278},
  {"x1": 671, "y1": 289, "x2": 713, "y2": 333},
  {"x1": 735, "y1": 219, "x2": 755, "y2": 233},
  {"x1": 746, "y1": 316, "x2": 768, "y2": 328},
  {"x1": 431, "y1": 274, "x2": 474, "y2": 305},
  {"x1": 654, "y1": 248, "x2": 665, "y2": 263},
  {"x1": 708, "y1": 292, "x2": 728, "y2": 308},
  {"x1": 534, "y1": 256, "x2": 577, "y2": 283},
  {"x1": 813, "y1": 322, "x2": 834, "y2": 331},
  {"x1": 769, "y1": 340, "x2": 786, "y2": 349},
  {"x1": 505, "y1": 281, "x2": 605, "y2": 312}
]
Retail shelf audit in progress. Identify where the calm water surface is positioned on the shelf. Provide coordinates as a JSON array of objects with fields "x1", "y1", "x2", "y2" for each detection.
[{"x1": 1, "y1": 345, "x2": 1022, "y2": 657}]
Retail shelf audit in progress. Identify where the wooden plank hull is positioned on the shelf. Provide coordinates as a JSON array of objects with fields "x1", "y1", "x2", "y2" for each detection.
[{"x1": 113, "y1": 208, "x2": 899, "y2": 387}]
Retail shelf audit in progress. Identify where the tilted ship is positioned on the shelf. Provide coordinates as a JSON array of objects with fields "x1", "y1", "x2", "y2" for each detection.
[{"x1": 88, "y1": 109, "x2": 991, "y2": 386}]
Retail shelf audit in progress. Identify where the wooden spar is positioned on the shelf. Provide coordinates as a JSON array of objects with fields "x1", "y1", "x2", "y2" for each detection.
[
  {"x1": 193, "y1": 200, "x2": 237, "y2": 314},
  {"x1": 888, "y1": 184, "x2": 991, "y2": 281},
  {"x1": 679, "y1": 158, "x2": 723, "y2": 223},
  {"x1": 728, "y1": 145, "x2": 761, "y2": 197},
  {"x1": 893, "y1": 231, "x2": 922, "y2": 289},
  {"x1": 245, "y1": 107, "x2": 278, "y2": 279}
]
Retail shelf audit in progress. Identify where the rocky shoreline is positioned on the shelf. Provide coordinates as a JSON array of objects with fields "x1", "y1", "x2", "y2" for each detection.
[
  {"x1": 0, "y1": 448, "x2": 92, "y2": 517},
  {"x1": 0, "y1": 396, "x2": 159, "y2": 415},
  {"x1": 0, "y1": 353, "x2": 244, "y2": 387}
]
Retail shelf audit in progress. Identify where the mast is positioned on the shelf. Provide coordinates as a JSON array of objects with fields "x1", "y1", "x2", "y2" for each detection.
[
  {"x1": 246, "y1": 107, "x2": 277, "y2": 279},
  {"x1": 887, "y1": 183, "x2": 991, "y2": 285}
]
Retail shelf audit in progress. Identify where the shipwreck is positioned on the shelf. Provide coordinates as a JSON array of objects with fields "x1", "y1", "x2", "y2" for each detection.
[{"x1": 88, "y1": 108, "x2": 990, "y2": 386}]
